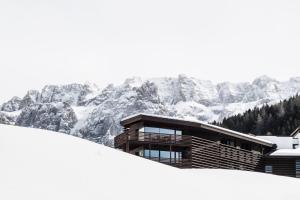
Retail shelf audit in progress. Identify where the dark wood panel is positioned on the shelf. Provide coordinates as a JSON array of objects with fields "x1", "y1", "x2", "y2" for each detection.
[
  {"x1": 264, "y1": 157, "x2": 296, "y2": 177},
  {"x1": 191, "y1": 136, "x2": 263, "y2": 171}
]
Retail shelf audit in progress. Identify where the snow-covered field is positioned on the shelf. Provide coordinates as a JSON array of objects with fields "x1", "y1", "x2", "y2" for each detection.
[{"x1": 0, "y1": 125, "x2": 300, "y2": 200}]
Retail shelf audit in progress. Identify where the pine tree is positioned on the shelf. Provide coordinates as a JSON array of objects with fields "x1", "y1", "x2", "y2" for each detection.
[{"x1": 215, "y1": 95, "x2": 300, "y2": 136}]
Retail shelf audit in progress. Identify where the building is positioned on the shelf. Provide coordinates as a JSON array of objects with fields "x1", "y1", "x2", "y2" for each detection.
[
  {"x1": 115, "y1": 114, "x2": 300, "y2": 177},
  {"x1": 114, "y1": 114, "x2": 276, "y2": 171},
  {"x1": 259, "y1": 126, "x2": 300, "y2": 178}
]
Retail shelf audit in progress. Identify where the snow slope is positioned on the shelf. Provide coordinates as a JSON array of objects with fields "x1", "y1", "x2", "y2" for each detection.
[{"x1": 0, "y1": 124, "x2": 300, "y2": 200}]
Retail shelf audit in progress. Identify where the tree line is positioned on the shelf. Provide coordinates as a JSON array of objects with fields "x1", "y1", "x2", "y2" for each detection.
[{"x1": 213, "y1": 94, "x2": 300, "y2": 136}]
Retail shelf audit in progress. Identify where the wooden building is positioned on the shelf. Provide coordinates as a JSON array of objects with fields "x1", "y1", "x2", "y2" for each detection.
[
  {"x1": 115, "y1": 114, "x2": 300, "y2": 178},
  {"x1": 114, "y1": 113, "x2": 275, "y2": 171},
  {"x1": 261, "y1": 127, "x2": 300, "y2": 178}
]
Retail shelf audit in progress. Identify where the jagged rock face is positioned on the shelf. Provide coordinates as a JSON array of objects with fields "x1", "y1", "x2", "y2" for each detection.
[
  {"x1": 75, "y1": 81, "x2": 169, "y2": 146},
  {"x1": 1, "y1": 75, "x2": 300, "y2": 146},
  {"x1": 1, "y1": 97, "x2": 22, "y2": 112},
  {"x1": 0, "y1": 112, "x2": 16, "y2": 125},
  {"x1": 16, "y1": 103, "x2": 77, "y2": 133},
  {"x1": 40, "y1": 84, "x2": 94, "y2": 105},
  {"x1": 20, "y1": 90, "x2": 40, "y2": 108}
]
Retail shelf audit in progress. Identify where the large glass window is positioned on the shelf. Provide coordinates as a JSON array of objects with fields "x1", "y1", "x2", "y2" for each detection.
[
  {"x1": 144, "y1": 150, "x2": 150, "y2": 158},
  {"x1": 144, "y1": 127, "x2": 160, "y2": 134},
  {"x1": 143, "y1": 149, "x2": 182, "y2": 163},
  {"x1": 151, "y1": 150, "x2": 159, "y2": 158},
  {"x1": 160, "y1": 151, "x2": 170, "y2": 158},
  {"x1": 144, "y1": 150, "x2": 160, "y2": 158},
  {"x1": 160, "y1": 128, "x2": 175, "y2": 135},
  {"x1": 160, "y1": 151, "x2": 170, "y2": 163},
  {"x1": 143, "y1": 127, "x2": 182, "y2": 135},
  {"x1": 171, "y1": 152, "x2": 176, "y2": 163}
]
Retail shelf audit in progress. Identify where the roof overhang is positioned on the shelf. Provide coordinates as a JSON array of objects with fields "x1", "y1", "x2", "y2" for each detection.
[{"x1": 290, "y1": 127, "x2": 300, "y2": 137}]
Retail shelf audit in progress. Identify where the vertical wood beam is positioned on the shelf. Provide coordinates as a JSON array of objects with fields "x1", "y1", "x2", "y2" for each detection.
[
  {"x1": 169, "y1": 145, "x2": 172, "y2": 164},
  {"x1": 125, "y1": 132, "x2": 129, "y2": 152}
]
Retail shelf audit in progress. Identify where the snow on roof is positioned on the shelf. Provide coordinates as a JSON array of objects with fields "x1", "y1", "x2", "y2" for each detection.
[
  {"x1": 257, "y1": 136, "x2": 294, "y2": 149},
  {"x1": 121, "y1": 113, "x2": 274, "y2": 146},
  {"x1": 270, "y1": 148, "x2": 300, "y2": 156}
]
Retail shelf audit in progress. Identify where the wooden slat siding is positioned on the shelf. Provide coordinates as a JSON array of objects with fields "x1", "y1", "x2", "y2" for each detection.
[
  {"x1": 114, "y1": 132, "x2": 128, "y2": 148},
  {"x1": 191, "y1": 136, "x2": 264, "y2": 171},
  {"x1": 264, "y1": 157, "x2": 296, "y2": 177},
  {"x1": 191, "y1": 150, "x2": 260, "y2": 169}
]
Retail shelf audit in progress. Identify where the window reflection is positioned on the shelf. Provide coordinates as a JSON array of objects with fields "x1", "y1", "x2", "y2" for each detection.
[
  {"x1": 143, "y1": 127, "x2": 182, "y2": 136},
  {"x1": 143, "y1": 149, "x2": 182, "y2": 163},
  {"x1": 160, "y1": 128, "x2": 174, "y2": 135},
  {"x1": 144, "y1": 127, "x2": 160, "y2": 134}
]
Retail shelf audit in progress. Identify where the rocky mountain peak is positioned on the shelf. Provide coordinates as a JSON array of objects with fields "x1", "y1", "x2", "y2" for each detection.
[
  {"x1": 1, "y1": 96, "x2": 22, "y2": 112},
  {"x1": 253, "y1": 75, "x2": 279, "y2": 86},
  {"x1": 1, "y1": 75, "x2": 300, "y2": 146},
  {"x1": 40, "y1": 83, "x2": 94, "y2": 105}
]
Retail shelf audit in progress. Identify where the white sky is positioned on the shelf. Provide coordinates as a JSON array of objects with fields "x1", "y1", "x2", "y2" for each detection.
[{"x1": 0, "y1": 0, "x2": 300, "y2": 103}]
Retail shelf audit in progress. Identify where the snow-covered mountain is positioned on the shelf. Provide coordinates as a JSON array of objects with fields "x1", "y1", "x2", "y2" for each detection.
[
  {"x1": 1, "y1": 75, "x2": 300, "y2": 146},
  {"x1": 1, "y1": 124, "x2": 300, "y2": 200}
]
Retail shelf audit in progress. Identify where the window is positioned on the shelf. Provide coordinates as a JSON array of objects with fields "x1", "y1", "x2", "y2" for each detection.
[
  {"x1": 143, "y1": 127, "x2": 182, "y2": 136},
  {"x1": 144, "y1": 150, "x2": 160, "y2": 158},
  {"x1": 144, "y1": 150, "x2": 150, "y2": 158},
  {"x1": 144, "y1": 127, "x2": 160, "y2": 134},
  {"x1": 160, "y1": 128, "x2": 174, "y2": 135},
  {"x1": 175, "y1": 130, "x2": 182, "y2": 135},
  {"x1": 159, "y1": 151, "x2": 169, "y2": 163},
  {"x1": 296, "y1": 160, "x2": 300, "y2": 178},
  {"x1": 293, "y1": 138, "x2": 299, "y2": 149},
  {"x1": 172, "y1": 152, "x2": 182, "y2": 163},
  {"x1": 160, "y1": 151, "x2": 170, "y2": 158},
  {"x1": 143, "y1": 149, "x2": 182, "y2": 163},
  {"x1": 265, "y1": 165, "x2": 273, "y2": 173},
  {"x1": 151, "y1": 150, "x2": 159, "y2": 158}
]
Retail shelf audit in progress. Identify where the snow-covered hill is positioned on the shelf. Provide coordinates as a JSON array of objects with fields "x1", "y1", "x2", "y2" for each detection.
[
  {"x1": 0, "y1": 124, "x2": 299, "y2": 200},
  {"x1": 1, "y1": 75, "x2": 300, "y2": 146}
]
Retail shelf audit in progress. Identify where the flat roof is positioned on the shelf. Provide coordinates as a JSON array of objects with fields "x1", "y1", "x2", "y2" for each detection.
[
  {"x1": 270, "y1": 149, "x2": 300, "y2": 157},
  {"x1": 121, "y1": 113, "x2": 274, "y2": 147}
]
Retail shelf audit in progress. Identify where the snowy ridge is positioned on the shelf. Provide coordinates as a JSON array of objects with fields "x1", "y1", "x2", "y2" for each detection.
[
  {"x1": 1, "y1": 75, "x2": 300, "y2": 146},
  {"x1": 1, "y1": 124, "x2": 300, "y2": 200}
]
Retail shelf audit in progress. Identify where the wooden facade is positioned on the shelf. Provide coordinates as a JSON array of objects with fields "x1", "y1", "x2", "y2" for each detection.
[
  {"x1": 115, "y1": 114, "x2": 275, "y2": 172},
  {"x1": 264, "y1": 156, "x2": 298, "y2": 177}
]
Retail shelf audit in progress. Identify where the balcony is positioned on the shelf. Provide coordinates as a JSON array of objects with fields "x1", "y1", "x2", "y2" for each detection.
[{"x1": 114, "y1": 131, "x2": 192, "y2": 148}]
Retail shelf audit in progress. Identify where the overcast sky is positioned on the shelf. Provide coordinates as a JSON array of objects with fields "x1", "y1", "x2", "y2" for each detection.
[{"x1": 0, "y1": 0, "x2": 300, "y2": 103}]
